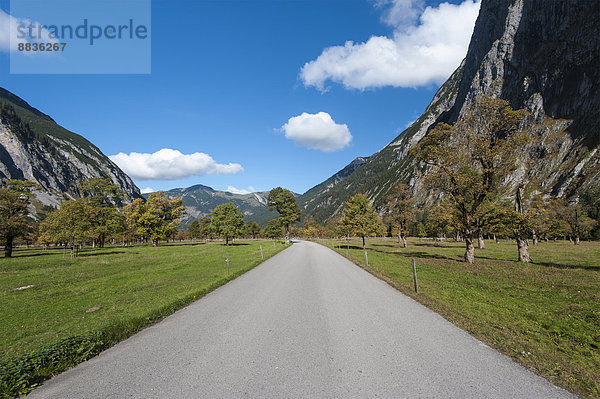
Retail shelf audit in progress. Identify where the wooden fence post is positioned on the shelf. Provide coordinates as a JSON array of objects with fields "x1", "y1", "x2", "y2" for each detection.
[{"x1": 412, "y1": 258, "x2": 418, "y2": 293}]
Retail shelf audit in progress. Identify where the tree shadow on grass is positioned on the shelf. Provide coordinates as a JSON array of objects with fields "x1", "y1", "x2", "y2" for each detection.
[
  {"x1": 6, "y1": 251, "x2": 55, "y2": 258},
  {"x1": 401, "y1": 251, "x2": 460, "y2": 262},
  {"x1": 534, "y1": 261, "x2": 600, "y2": 271},
  {"x1": 475, "y1": 255, "x2": 600, "y2": 271},
  {"x1": 370, "y1": 242, "x2": 401, "y2": 249},
  {"x1": 78, "y1": 250, "x2": 137, "y2": 257},
  {"x1": 410, "y1": 242, "x2": 461, "y2": 248},
  {"x1": 347, "y1": 245, "x2": 460, "y2": 262},
  {"x1": 161, "y1": 242, "x2": 206, "y2": 247}
]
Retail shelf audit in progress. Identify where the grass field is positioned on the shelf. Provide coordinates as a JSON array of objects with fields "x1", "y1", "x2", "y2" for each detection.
[
  {"x1": 322, "y1": 237, "x2": 599, "y2": 398},
  {"x1": 0, "y1": 240, "x2": 288, "y2": 397}
]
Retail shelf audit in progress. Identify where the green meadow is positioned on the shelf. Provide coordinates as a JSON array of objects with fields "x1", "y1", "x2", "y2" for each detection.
[{"x1": 0, "y1": 240, "x2": 288, "y2": 397}]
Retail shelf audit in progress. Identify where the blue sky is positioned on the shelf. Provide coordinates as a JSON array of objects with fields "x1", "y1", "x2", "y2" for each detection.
[{"x1": 0, "y1": 0, "x2": 480, "y2": 195}]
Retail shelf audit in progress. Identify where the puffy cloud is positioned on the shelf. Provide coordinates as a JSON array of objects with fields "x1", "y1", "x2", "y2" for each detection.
[
  {"x1": 300, "y1": 0, "x2": 480, "y2": 90},
  {"x1": 226, "y1": 186, "x2": 255, "y2": 195},
  {"x1": 280, "y1": 112, "x2": 352, "y2": 152},
  {"x1": 374, "y1": 0, "x2": 424, "y2": 28},
  {"x1": 0, "y1": 9, "x2": 57, "y2": 52},
  {"x1": 140, "y1": 187, "x2": 155, "y2": 194},
  {"x1": 109, "y1": 148, "x2": 243, "y2": 181}
]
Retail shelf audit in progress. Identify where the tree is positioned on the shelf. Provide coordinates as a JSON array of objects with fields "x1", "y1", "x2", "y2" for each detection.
[
  {"x1": 263, "y1": 219, "x2": 282, "y2": 239},
  {"x1": 40, "y1": 199, "x2": 94, "y2": 257},
  {"x1": 580, "y1": 188, "x2": 600, "y2": 239},
  {"x1": 267, "y1": 187, "x2": 300, "y2": 245},
  {"x1": 244, "y1": 221, "x2": 261, "y2": 239},
  {"x1": 495, "y1": 187, "x2": 534, "y2": 262},
  {"x1": 79, "y1": 177, "x2": 124, "y2": 206},
  {"x1": 303, "y1": 218, "x2": 322, "y2": 239},
  {"x1": 426, "y1": 199, "x2": 460, "y2": 240},
  {"x1": 556, "y1": 200, "x2": 596, "y2": 245},
  {"x1": 175, "y1": 229, "x2": 188, "y2": 242},
  {"x1": 199, "y1": 216, "x2": 212, "y2": 239},
  {"x1": 78, "y1": 178, "x2": 125, "y2": 247},
  {"x1": 341, "y1": 194, "x2": 384, "y2": 249},
  {"x1": 410, "y1": 96, "x2": 528, "y2": 263},
  {"x1": 210, "y1": 202, "x2": 244, "y2": 245},
  {"x1": 123, "y1": 192, "x2": 185, "y2": 246},
  {"x1": 0, "y1": 180, "x2": 38, "y2": 257},
  {"x1": 188, "y1": 220, "x2": 201, "y2": 240},
  {"x1": 382, "y1": 183, "x2": 415, "y2": 248}
]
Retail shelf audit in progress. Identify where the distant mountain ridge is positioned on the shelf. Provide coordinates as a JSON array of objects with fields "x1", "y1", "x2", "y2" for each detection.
[
  {"x1": 299, "y1": 0, "x2": 600, "y2": 222},
  {"x1": 0, "y1": 87, "x2": 141, "y2": 207},
  {"x1": 147, "y1": 184, "x2": 279, "y2": 227}
]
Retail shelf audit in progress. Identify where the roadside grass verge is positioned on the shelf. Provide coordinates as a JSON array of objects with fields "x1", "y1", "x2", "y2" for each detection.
[
  {"x1": 322, "y1": 237, "x2": 599, "y2": 398},
  {"x1": 0, "y1": 240, "x2": 289, "y2": 398}
]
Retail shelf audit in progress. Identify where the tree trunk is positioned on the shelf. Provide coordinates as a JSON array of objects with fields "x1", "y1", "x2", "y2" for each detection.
[
  {"x1": 517, "y1": 237, "x2": 532, "y2": 262},
  {"x1": 226, "y1": 236, "x2": 229, "y2": 246},
  {"x1": 4, "y1": 235, "x2": 14, "y2": 258},
  {"x1": 494, "y1": 234, "x2": 499, "y2": 244},
  {"x1": 532, "y1": 229, "x2": 538, "y2": 246},
  {"x1": 464, "y1": 236, "x2": 475, "y2": 264},
  {"x1": 514, "y1": 186, "x2": 531, "y2": 263},
  {"x1": 362, "y1": 235, "x2": 366, "y2": 249},
  {"x1": 477, "y1": 229, "x2": 485, "y2": 249},
  {"x1": 575, "y1": 235, "x2": 580, "y2": 245},
  {"x1": 398, "y1": 232, "x2": 401, "y2": 245},
  {"x1": 152, "y1": 238, "x2": 158, "y2": 247},
  {"x1": 285, "y1": 224, "x2": 290, "y2": 245},
  {"x1": 402, "y1": 235, "x2": 407, "y2": 248}
]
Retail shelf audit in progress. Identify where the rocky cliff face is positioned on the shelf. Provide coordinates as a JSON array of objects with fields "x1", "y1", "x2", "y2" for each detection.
[
  {"x1": 0, "y1": 87, "x2": 140, "y2": 207},
  {"x1": 300, "y1": 0, "x2": 600, "y2": 222}
]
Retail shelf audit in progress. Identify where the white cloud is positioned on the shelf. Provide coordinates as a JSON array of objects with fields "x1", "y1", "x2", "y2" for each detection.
[
  {"x1": 109, "y1": 148, "x2": 243, "y2": 181},
  {"x1": 140, "y1": 187, "x2": 155, "y2": 194},
  {"x1": 226, "y1": 186, "x2": 255, "y2": 195},
  {"x1": 0, "y1": 9, "x2": 57, "y2": 52},
  {"x1": 300, "y1": 0, "x2": 481, "y2": 90},
  {"x1": 374, "y1": 0, "x2": 424, "y2": 28},
  {"x1": 280, "y1": 112, "x2": 352, "y2": 152}
]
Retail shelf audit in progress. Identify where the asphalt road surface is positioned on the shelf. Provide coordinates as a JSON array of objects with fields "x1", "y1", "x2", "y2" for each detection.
[{"x1": 29, "y1": 241, "x2": 574, "y2": 398}]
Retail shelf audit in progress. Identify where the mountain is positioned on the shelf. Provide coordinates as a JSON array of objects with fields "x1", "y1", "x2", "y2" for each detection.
[
  {"x1": 148, "y1": 184, "x2": 279, "y2": 227},
  {"x1": 300, "y1": 156, "x2": 370, "y2": 222},
  {"x1": 0, "y1": 87, "x2": 140, "y2": 207},
  {"x1": 299, "y1": 0, "x2": 600, "y2": 222}
]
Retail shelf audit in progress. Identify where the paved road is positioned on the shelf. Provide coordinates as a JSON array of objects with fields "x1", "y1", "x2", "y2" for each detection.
[{"x1": 30, "y1": 241, "x2": 574, "y2": 398}]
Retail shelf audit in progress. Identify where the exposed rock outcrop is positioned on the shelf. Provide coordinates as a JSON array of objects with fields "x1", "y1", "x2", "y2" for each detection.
[
  {"x1": 0, "y1": 87, "x2": 140, "y2": 207},
  {"x1": 300, "y1": 0, "x2": 600, "y2": 221}
]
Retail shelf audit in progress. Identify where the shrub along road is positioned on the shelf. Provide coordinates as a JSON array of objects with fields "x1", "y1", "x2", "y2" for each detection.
[{"x1": 29, "y1": 241, "x2": 573, "y2": 398}]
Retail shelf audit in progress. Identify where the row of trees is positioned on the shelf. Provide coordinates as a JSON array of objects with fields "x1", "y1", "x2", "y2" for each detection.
[
  {"x1": 186, "y1": 187, "x2": 301, "y2": 245},
  {"x1": 0, "y1": 179, "x2": 304, "y2": 256},
  {"x1": 294, "y1": 97, "x2": 596, "y2": 264},
  {"x1": 0, "y1": 177, "x2": 187, "y2": 258},
  {"x1": 407, "y1": 97, "x2": 599, "y2": 263},
  {"x1": 39, "y1": 180, "x2": 186, "y2": 256}
]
